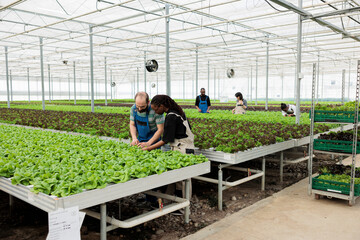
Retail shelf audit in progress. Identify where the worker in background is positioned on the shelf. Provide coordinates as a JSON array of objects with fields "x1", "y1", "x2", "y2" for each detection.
[
  {"x1": 281, "y1": 103, "x2": 297, "y2": 117},
  {"x1": 232, "y1": 92, "x2": 247, "y2": 114},
  {"x1": 195, "y1": 88, "x2": 211, "y2": 113},
  {"x1": 129, "y1": 92, "x2": 164, "y2": 148}
]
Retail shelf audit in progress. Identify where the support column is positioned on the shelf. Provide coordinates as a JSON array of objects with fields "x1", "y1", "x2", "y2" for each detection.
[
  {"x1": 136, "y1": 67, "x2": 139, "y2": 93},
  {"x1": 256, "y1": 57, "x2": 258, "y2": 105},
  {"x1": 348, "y1": 60, "x2": 351, "y2": 101},
  {"x1": 40, "y1": 38, "x2": 45, "y2": 110},
  {"x1": 156, "y1": 72, "x2": 159, "y2": 95},
  {"x1": 281, "y1": 72, "x2": 284, "y2": 100},
  {"x1": 195, "y1": 47, "x2": 198, "y2": 94},
  {"x1": 5, "y1": 46, "x2": 10, "y2": 108},
  {"x1": 295, "y1": 0, "x2": 303, "y2": 124},
  {"x1": 68, "y1": 73, "x2": 70, "y2": 101},
  {"x1": 214, "y1": 69, "x2": 216, "y2": 100},
  {"x1": 265, "y1": 36, "x2": 269, "y2": 110},
  {"x1": 89, "y1": 26, "x2": 95, "y2": 113},
  {"x1": 105, "y1": 57, "x2": 108, "y2": 106},
  {"x1": 27, "y1": 67, "x2": 30, "y2": 103},
  {"x1": 73, "y1": 61, "x2": 76, "y2": 105},
  {"x1": 316, "y1": 53, "x2": 320, "y2": 103},
  {"x1": 250, "y1": 66, "x2": 253, "y2": 102},
  {"x1": 342, "y1": 69, "x2": 346, "y2": 105},
  {"x1": 10, "y1": 70, "x2": 13, "y2": 102},
  {"x1": 110, "y1": 69, "x2": 113, "y2": 102},
  {"x1": 183, "y1": 71, "x2": 185, "y2": 100},
  {"x1": 321, "y1": 71, "x2": 324, "y2": 100},
  {"x1": 144, "y1": 51, "x2": 147, "y2": 93},
  {"x1": 48, "y1": 64, "x2": 51, "y2": 103},
  {"x1": 165, "y1": 3, "x2": 171, "y2": 96},
  {"x1": 218, "y1": 164, "x2": 223, "y2": 211},
  {"x1": 88, "y1": 72, "x2": 90, "y2": 101},
  {"x1": 207, "y1": 60, "x2": 210, "y2": 94}
]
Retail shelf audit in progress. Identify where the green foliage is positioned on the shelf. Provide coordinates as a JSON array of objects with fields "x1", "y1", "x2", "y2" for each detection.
[
  {"x1": 315, "y1": 101, "x2": 359, "y2": 111},
  {"x1": 0, "y1": 125, "x2": 207, "y2": 197}
]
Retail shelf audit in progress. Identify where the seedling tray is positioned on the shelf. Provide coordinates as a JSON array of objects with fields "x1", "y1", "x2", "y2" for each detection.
[
  {"x1": 311, "y1": 110, "x2": 359, "y2": 123},
  {"x1": 313, "y1": 139, "x2": 360, "y2": 154},
  {"x1": 312, "y1": 174, "x2": 360, "y2": 196}
]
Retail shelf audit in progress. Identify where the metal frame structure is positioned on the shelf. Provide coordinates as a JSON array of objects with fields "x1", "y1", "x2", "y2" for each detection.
[
  {"x1": 307, "y1": 60, "x2": 360, "y2": 205},
  {"x1": 0, "y1": 0, "x2": 359, "y2": 103}
]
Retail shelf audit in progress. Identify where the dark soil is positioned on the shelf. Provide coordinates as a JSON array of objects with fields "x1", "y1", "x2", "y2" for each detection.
[{"x1": 0, "y1": 153, "x2": 336, "y2": 240}]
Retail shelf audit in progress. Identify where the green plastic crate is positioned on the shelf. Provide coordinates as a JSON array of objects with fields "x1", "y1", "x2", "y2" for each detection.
[
  {"x1": 312, "y1": 174, "x2": 360, "y2": 196},
  {"x1": 313, "y1": 139, "x2": 360, "y2": 154},
  {"x1": 310, "y1": 110, "x2": 359, "y2": 123}
]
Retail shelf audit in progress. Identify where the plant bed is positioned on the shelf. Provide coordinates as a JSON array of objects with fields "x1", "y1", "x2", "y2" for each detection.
[
  {"x1": 314, "y1": 131, "x2": 360, "y2": 154},
  {"x1": 312, "y1": 173, "x2": 360, "y2": 196}
]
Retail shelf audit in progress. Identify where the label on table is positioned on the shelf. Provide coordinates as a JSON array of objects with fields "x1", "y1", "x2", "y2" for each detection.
[{"x1": 47, "y1": 206, "x2": 81, "y2": 240}]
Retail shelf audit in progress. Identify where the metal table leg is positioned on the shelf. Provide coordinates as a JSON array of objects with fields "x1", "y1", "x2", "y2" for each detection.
[
  {"x1": 9, "y1": 194, "x2": 14, "y2": 215},
  {"x1": 218, "y1": 164, "x2": 223, "y2": 211},
  {"x1": 185, "y1": 178, "x2": 190, "y2": 223},
  {"x1": 261, "y1": 157, "x2": 266, "y2": 191},
  {"x1": 100, "y1": 203, "x2": 107, "y2": 240},
  {"x1": 280, "y1": 151, "x2": 284, "y2": 184}
]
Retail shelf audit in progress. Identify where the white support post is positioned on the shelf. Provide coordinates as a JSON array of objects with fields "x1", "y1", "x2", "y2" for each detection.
[
  {"x1": 27, "y1": 67, "x2": 30, "y2": 103},
  {"x1": 40, "y1": 37, "x2": 45, "y2": 110},
  {"x1": 165, "y1": 3, "x2": 171, "y2": 96},
  {"x1": 5, "y1": 46, "x2": 10, "y2": 109},
  {"x1": 48, "y1": 64, "x2": 51, "y2": 103},
  {"x1": 144, "y1": 51, "x2": 147, "y2": 93},
  {"x1": 73, "y1": 61, "x2": 76, "y2": 105},
  {"x1": 105, "y1": 57, "x2": 108, "y2": 106},
  {"x1": 295, "y1": 0, "x2": 303, "y2": 125},
  {"x1": 89, "y1": 26, "x2": 95, "y2": 113},
  {"x1": 255, "y1": 56, "x2": 258, "y2": 105},
  {"x1": 265, "y1": 36, "x2": 269, "y2": 110}
]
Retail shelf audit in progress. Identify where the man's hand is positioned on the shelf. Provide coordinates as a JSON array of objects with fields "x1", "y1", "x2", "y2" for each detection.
[
  {"x1": 198, "y1": 108, "x2": 202, "y2": 113},
  {"x1": 131, "y1": 139, "x2": 139, "y2": 146},
  {"x1": 206, "y1": 110, "x2": 210, "y2": 113},
  {"x1": 138, "y1": 142, "x2": 150, "y2": 148},
  {"x1": 232, "y1": 109, "x2": 235, "y2": 114}
]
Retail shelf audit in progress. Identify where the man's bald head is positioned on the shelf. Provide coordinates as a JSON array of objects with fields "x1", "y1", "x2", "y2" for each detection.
[
  {"x1": 135, "y1": 92, "x2": 149, "y2": 103},
  {"x1": 135, "y1": 92, "x2": 149, "y2": 112}
]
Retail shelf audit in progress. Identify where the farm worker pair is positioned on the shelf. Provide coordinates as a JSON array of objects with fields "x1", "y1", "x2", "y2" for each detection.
[
  {"x1": 232, "y1": 92, "x2": 248, "y2": 114},
  {"x1": 142, "y1": 94, "x2": 196, "y2": 199},
  {"x1": 129, "y1": 92, "x2": 164, "y2": 148},
  {"x1": 281, "y1": 103, "x2": 297, "y2": 117},
  {"x1": 195, "y1": 88, "x2": 211, "y2": 113}
]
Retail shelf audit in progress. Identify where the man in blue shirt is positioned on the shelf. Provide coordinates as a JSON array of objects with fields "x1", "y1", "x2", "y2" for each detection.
[
  {"x1": 129, "y1": 92, "x2": 165, "y2": 147},
  {"x1": 195, "y1": 88, "x2": 211, "y2": 113}
]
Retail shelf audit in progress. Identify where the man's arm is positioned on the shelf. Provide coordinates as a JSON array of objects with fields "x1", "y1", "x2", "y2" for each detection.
[
  {"x1": 281, "y1": 111, "x2": 287, "y2": 117},
  {"x1": 129, "y1": 120, "x2": 139, "y2": 145},
  {"x1": 138, "y1": 123, "x2": 164, "y2": 147},
  {"x1": 195, "y1": 97, "x2": 201, "y2": 112}
]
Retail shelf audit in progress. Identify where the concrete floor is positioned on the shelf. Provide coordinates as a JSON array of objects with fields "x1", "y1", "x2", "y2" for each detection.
[{"x1": 183, "y1": 178, "x2": 360, "y2": 240}]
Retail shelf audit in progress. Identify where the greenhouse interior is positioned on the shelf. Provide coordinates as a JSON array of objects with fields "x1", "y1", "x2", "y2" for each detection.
[{"x1": 0, "y1": 0, "x2": 360, "y2": 239}]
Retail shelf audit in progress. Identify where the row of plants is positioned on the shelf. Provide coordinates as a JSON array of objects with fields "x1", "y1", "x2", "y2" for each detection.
[
  {"x1": 315, "y1": 101, "x2": 359, "y2": 111},
  {"x1": 0, "y1": 108, "x2": 331, "y2": 153},
  {"x1": 0, "y1": 104, "x2": 316, "y2": 125},
  {"x1": 0, "y1": 125, "x2": 208, "y2": 197}
]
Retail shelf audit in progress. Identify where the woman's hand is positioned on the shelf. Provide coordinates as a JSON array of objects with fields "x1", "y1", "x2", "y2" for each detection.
[
  {"x1": 138, "y1": 142, "x2": 150, "y2": 148},
  {"x1": 131, "y1": 139, "x2": 139, "y2": 146},
  {"x1": 232, "y1": 109, "x2": 235, "y2": 114}
]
